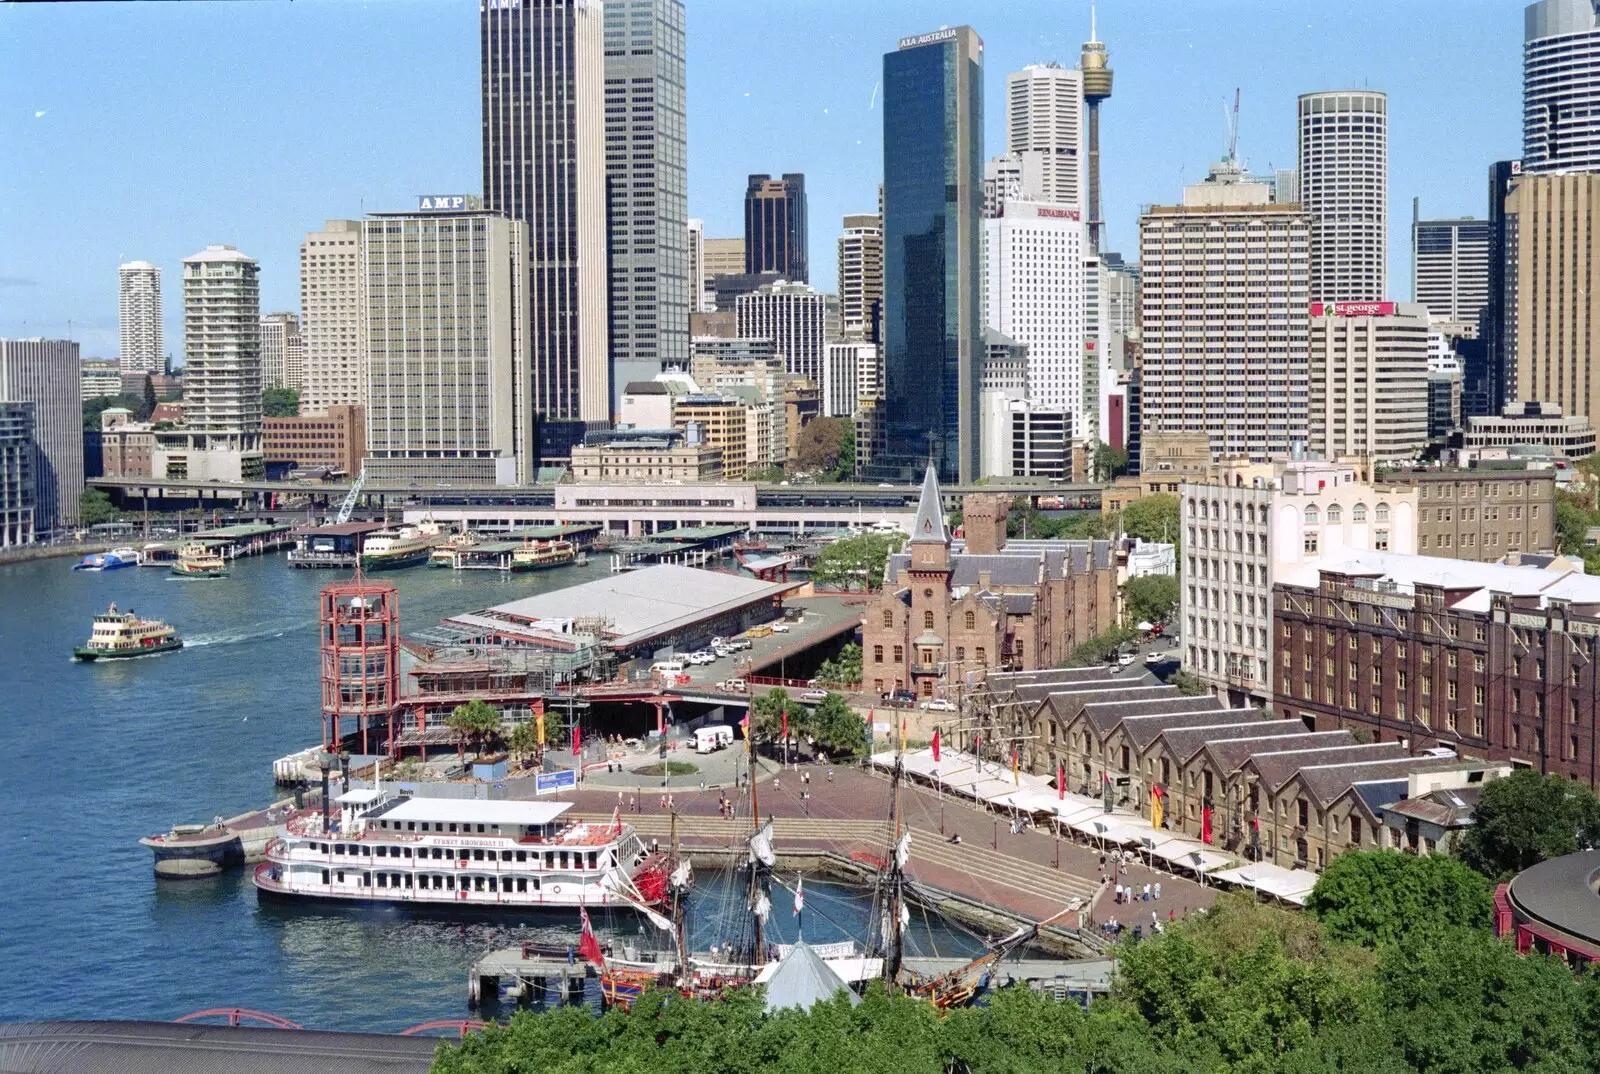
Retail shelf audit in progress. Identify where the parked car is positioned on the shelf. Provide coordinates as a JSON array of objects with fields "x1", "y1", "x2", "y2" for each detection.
[
  {"x1": 688, "y1": 651, "x2": 716, "y2": 666},
  {"x1": 712, "y1": 644, "x2": 732, "y2": 658},
  {"x1": 919, "y1": 698, "x2": 957, "y2": 712},
  {"x1": 727, "y1": 638, "x2": 753, "y2": 652},
  {"x1": 1144, "y1": 650, "x2": 1165, "y2": 665},
  {"x1": 799, "y1": 689, "x2": 828, "y2": 702},
  {"x1": 717, "y1": 678, "x2": 747, "y2": 692},
  {"x1": 770, "y1": 621, "x2": 791, "y2": 633},
  {"x1": 1117, "y1": 651, "x2": 1137, "y2": 668},
  {"x1": 880, "y1": 689, "x2": 917, "y2": 705}
]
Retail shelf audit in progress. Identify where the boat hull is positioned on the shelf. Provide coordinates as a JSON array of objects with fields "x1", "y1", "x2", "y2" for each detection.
[
  {"x1": 359, "y1": 548, "x2": 431, "y2": 571},
  {"x1": 254, "y1": 871, "x2": 650, "y2": 922},
  {"x1": 74, "y1": 638, "x2": 183, "y2": 661},
  {"x1": 509, "y1": 555, "x2": 575, "y2": 573},
  {"x1": 170, "y1": 567, "x2": 228, "y2": 579},
  {"x1": 73, "y1": 555, "x2": 136, "y2": 572}
]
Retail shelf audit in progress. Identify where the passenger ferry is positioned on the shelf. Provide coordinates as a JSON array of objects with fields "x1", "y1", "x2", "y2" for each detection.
[
  {"x1": 254, "y1": 790, "x2": 668, "y2": 914},
  {"x1": 510, "y1": 539, "x2": 577, "y2": 572},
  {"x1": 428, "y1": 530, "x2": 480, "y2": 568},
  {"x1": 72, "y1": 548, "x2": 139, "y2": 571},
  {"x1": 73, "y1": 602, "x2": 182, "y2": 660},
  {"x1": 171, "y1": 543, "x2": 228, "y2": 579},
  {"x1": 360, "y1": 519, "x2": 446, "y2": 572}
]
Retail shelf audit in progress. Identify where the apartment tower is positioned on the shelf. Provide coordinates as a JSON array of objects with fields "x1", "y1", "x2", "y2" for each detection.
[
  {"x1": 837, "y1": 213, "x2": 883, "y2": 342},
  {"x1": 881, "y1": 25, "x2": 985, "y2": 483},
  {"x1": 299, "y1": 220, "x2": 366, "y2": 414},
  {"x1": 117, "y1": 261, "x2": 163, "y2": 374},
  {"x1": 1524, "y1": 0, "x2": 1600, "y2": 173},
  {"x1": 259, "y1": 312, "x2": 302, "y2": 392},
  {"x1": 1299, "y1": 90, "x2": 1388, "y2": 303},
  {"x1": 180, "y1": 246, "x2": 263, "y2": 478},
  {"x1": 481, "y1": 0, "x2": 609, "y2": 423}
]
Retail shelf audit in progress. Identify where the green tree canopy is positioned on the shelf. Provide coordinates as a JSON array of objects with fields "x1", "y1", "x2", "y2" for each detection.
[
  {"x1": 749, "y1": 687, "x2": 794, "y2": 743},
  {"x1": 808, "y1": 692, "x2": 866, "y2": 757},
  {"x1": 77, "y1": 487, "x2": 117, "y2": 527},
  {"x1": 1121, "y1": 493, "x2": 1180, "y2": 551},
  {"x1": 1123, "y1": 573, "x2": 1178, "y2": 626},
  {"x1": 1093, "y1": 442, "x2": 1130, "y2": 482},
  {"x1": 1063, "y1": 624, "x2": 1138, "y2": 667},
  {"x1": 810, "y1": 532, "x2": 905, "y2": 591},
  {"x1": 835, "y1": 423, "x2": 856, "y2": 481},
  {"x1": 82, "y1": 393, "x2": 145, "y2": 431},
  {"x1": 1307, "y1": 850, "x2": 1492, "y2": 949},
  {"x1": 447, "y1": 700, "x2": 503, "y2": 756},
  {"x1": 1455, "y1": 768, "x2": 1600, "y2": 880},
  {"x1": 1166, "y1": 669, "x2": 1210, "y2": 696},
  {"x1": 140, "y1": 374, "x2": 157, "y2": 420},
  {"x1": 261, "y1": 386, "x2": 300, "y2": 418},
  {"x1": 814, "y1": 643, "x2": 861, "y2": 688},
  {"x1": 793, "y1": 416, "x2": 851, "y2": 474}
]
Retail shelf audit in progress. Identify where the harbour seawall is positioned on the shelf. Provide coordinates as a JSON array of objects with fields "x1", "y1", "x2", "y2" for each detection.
[{"x1": 0, "y1": 542, "x2": 111, "y2": 566}]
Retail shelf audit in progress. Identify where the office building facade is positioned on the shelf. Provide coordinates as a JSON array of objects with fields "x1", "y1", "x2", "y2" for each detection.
[
  {"x1": 1524, "y1": 0, "x2": 1600, "y2": 174},
  {"x1": 1307, "y1": 301, "x2": 1430, "y2": 464},
  {"x1": 1138, "y1": 169, "x2": 1312, "y2": 461},
  {"x1": 117, "y1": 261, "x2": 163, "y2": 374},
  {"x1": 1384, "y1": 468, "x2": 1556, "y2": 561},
  {"x1": 299, "y1": 220, "x2": 366, "y2": 414},
  {"x1": 837, "y1": 213, "x2": 883, "y2": 342},
  {"x1": 1299, "y1": 90, "x2": 1388, "y2": 303},
  {"x1": 702, "y1": 236, "x2": 745, "y2": 279},
  {"x1": 0, "y1": 401, "x2": 35, "y2": 546},
  {"x1": 983, "y1": 198, "x2": 1085, "y2": 417},
  {"x1": 259, "y1": 312, "x2": 302, "y2": 392},
  {"x1": 1412, "y1": 213, "x2": 1490, "y2": 325},
  {"x1": 1465, "y1": 401, "x2": 1598, "y2": 458},
  {"x1": 361, "y1": 205, "x2": 531, "y2": 484},
  {"x1": 262, "y1": 404, "x2": 366, "y2": 476},
  {"x1": 604, "y1": 0, "x2": 689, "y2": 404},
  {"x1": 0, "y1": 339, "x2": 82, "y2": 531},
  {"x1": 686, "y1": 218, "x2": 707, "y2": 312},
  {"x1": 481, "y1": 0, "x2": 609, "y2": 423},
  {"x1": 882, "y1": 25, "x2": 985, "y2": 482},
  {"x1": 744, "y1": 173, "x2": 807, "y2": 283},
  {"x1": 1004, "y1": 63, "x2": 1083, "y2": 210},
  {"x1": 1481, "y1": 160, "x2": 1522, "y2": 418},
  {"x1": 822, "y1": 341, "x2": 881, "y2": 418},
  {"x1": 736, "y1": 281, "x2": 829, "y2": 383}
]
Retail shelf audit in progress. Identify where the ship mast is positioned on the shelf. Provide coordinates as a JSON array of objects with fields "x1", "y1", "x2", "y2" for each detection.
[
  {"x1": 748, "y1": 725, "x2": 766, "y2": 964},
  {"x1": 670, "y1": 810, "x2": 688, "y2": 974},
  {"x1": 882, "y1": 721, "x2": 907, "y2": 990}
]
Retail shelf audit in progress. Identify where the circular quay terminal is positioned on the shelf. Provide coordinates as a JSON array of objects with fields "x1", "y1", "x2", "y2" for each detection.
[
  {"x1": 15, "y1": 0, "x2": 1600, "y2": 1072},
  {"x1": 1494, "y1": 851, "x2": 1600, "y2": 967}
]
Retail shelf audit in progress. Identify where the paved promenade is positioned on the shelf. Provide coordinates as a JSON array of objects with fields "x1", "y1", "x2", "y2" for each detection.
[{"x1": 561, "y1": 761, "x2": 1217, "y2": 931}]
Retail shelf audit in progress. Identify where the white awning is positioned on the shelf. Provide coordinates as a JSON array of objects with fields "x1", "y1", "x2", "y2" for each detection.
[{"x1": 1210, "y1": 862, "x2": 1318, "y2": 904}]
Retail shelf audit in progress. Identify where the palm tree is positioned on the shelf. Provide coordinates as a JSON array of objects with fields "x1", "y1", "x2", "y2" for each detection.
[
  {"x1": 447, "y1": 700, "x2": 502, "y2": 759},
  {"x1": 507, "y1": 720, "x2": 541, "y2": 769}
]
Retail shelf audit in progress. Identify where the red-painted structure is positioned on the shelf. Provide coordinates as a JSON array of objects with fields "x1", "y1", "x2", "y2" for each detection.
[{"x1": 320, "y1": 576, "x2": 400, "y2": 755}]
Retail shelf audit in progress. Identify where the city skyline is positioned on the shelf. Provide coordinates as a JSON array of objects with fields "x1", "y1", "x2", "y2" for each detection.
[{"x1": 2, "y1": 1, "x2": 1522, "y2": 358}]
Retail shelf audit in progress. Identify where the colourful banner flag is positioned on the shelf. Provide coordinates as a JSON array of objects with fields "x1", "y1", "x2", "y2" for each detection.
[
  {"x1": 1057, "y1": 761, "x2": 1065, "y2": 801},
  {"x1": 1011, "y1": 747, "x2": 1020, "y2": 786},
  {"x1": 1151, "y1": 786, "x2": 1165, "y2": 831},
  {"x1": 931, "y1": 728, "x2": 941, "y2": 763},
  {"x1": 1201, "y1": 805, "x2": 1214, "y2": 845}
]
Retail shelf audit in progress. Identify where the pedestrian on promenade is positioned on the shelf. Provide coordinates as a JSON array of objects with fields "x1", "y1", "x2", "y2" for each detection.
[
  {"x1": 667, "y1": 794, "x2": 675, "y2": 811},
  {"x1": 773, "y1": 777, "x2": 780, "y2": 792},
  {"x1": 826, "y1": 768, "x2": 833, "y2": 782},
  {"x1": 1154, "y1": 882, "x2": 1161, "y2": 901},
  {"x1": 630, "y1": 795, "x2": 637, "y2": 813},
  {"x1": 1143, "y1": 883, "x2": 1151, "y2": 902},
  {"x1": 1114, "y1": 883, "x2": 1123, "y2": 904}
]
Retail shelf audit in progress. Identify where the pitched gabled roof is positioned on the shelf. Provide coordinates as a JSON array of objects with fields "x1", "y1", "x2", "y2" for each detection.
[
  {"x1": 909, "y1": 465, "x2": 949, "y2": 546},
  {"x1": 1016, "y1": 677, "x2": 1142, "y2": 707},
  {"x1": 1297, "y1": 755, "x2": 1469, "y2": 806},
  {"x1": 1076, "y1": 695, "x2": 1221, "y2": 737},
  {"x1": 1198, "y1": 731, "x2": 1354, "y2": 775},
  {"x1": 1347, "y1": 778, "x2": 1412, "y2": 822},
  {"x1": 1044, "y1": 685, "x2": 1180, "y2": 731},
  {"x1": 1147, "y1": 717, "x2": 1302, "y2": 764},
  {"x1": 986, "y1": 667, "x2": 1114, "y2": 690},
  {"x1": 1245, "y1": 742, "x2": 1407, "y2": 794},
  {"x1": 1118, "y1": 709, "x2": 1265, "y2": 752},
  {"x1": 1380, "y1": 784, "x2": 1482, "y2": 827}
]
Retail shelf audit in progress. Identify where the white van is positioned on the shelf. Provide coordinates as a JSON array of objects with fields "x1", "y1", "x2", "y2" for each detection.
[
  {"x1": 694, "y1": 725, "x2": 735, "y2": 753},
  {"x1": 650, "y1": 660, "x2": 687, "y2": 677}
]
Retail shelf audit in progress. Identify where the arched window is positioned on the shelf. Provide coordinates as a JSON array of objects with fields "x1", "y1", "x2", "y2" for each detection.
[
  {"x1": 1304, "y1": 505, "x2": 1319, "y2": 524},
  {"x1": 873, "y1": 645, "x2": 884, "y2": 663},
  {"x1": 1187, "y1": 498, "x2": 1197, "y2": 517},
  {"x1": 1376, "y1": 502, "x2": 1390, "y2": 522},
  {"x1": 1326, "y1": 504, "x2": 1342, "y2": 523},
  {"x1": 1352, "y1": 502, "x2": 1367, "y2": 521},
  {"x1": 1246, "y1": 503, "x2": 1256, "y2": 525},
  {"x1": 1234, "y1": 502, "x2": 1243, "y2": 522},
  {"x1": 924, "y1": 610, "x2": 934, "y2": 630},
  {"x1": 964, "y1": 610, "x2": 976, "y2": 630}
]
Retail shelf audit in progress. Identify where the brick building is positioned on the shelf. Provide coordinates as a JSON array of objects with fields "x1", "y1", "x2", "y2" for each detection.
[
  {"x1": 261, "y1": 404, "x2": 365, "y2": 474},
  {"x1": 1381, "y1": 467, "x2": 1555, "y2": 561},
  {"x1": 861, "y1": 468, "x2": 1117, "y2": 698},
  {"x1": 1274, "y1": 551, "x2": 1600, "y2": 790},
  {"x1": 100, "y1": 407, "x2": 153, "y2": 478}
]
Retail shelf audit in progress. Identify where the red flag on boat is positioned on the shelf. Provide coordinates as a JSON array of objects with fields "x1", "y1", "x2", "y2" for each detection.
[
  {"x1": 578, "y1": 905, "x2": 605, "y2": 967},
  {"x1": 931, "y1": 728, "x2": 941, "y2": 763}
]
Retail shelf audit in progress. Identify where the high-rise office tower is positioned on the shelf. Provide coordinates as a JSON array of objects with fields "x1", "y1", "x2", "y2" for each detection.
[
  {"x1": 482, "y1": 0, "x2": 608, "y2": 424},
  {"x1": 703, "y1": 237, "x2": 745, "y2": 279},
  {"x1": 744, "y1": 174, "x2": 808, "y2": 283},
  {"x1": 736, "y1": 281, "x2": 830, "y2": 383},
  {"x1": 1273, "y1": 168, "x2": 1300, "y2": 204},
  {"x1": 1079, "y1": 17, "x2": 1113, "y2": 252},
  {"x1": 259, "y1": 312, "x2": 301, "y2": 392},
  {"x1": 882, "y1": 26, "x2": 985, "y2": 483},
  {"x1": 1411, "y1": 205, "x2": 1490, "y2": 325},
  {"x1": 0, "y1": 401, "x2": 34, "y2": 546},
  {"x1": 361, "y1": 200, "x2": 531, "y2": 485},
  {"x1": 1524, "y1": 0, "x2": 1600, "y2": 174},
  {"x1": 117, "y1": 261, "x2": 163, "y2": 374},
  {"x1": 604, "y1": 0, "x2": 689, "y2": 408},
  {"x1": 1508, "y1": 172, "x2": 1600, "y2": 432},
  {"x1": 1005, "y1": 63, "x2": 1083, "y2": 211},
  {"x1": 0, "y1": 339, "x2": 81, "y2": 531},
  {"x1": 1308, "y1": 301, "x2": 1430, "y2": 463},
  {"x1": 180, "y1": 246, "x2": 263, "y2": 478},
  {"x1": 1481, "y1": 160, "x2": 1523, "y2": 416},
  {"x1": 1139, "y1": 164, "x2": 1311, "y2": 460},
  {"x1": 983, "y1": 199, "x2": 1085, "y2": 416},
  {"x1": 1299, "y1": 90, "x2": 1388, "y2": 303},
  {"x1": 837, "y1": 213, "x2": 883, "y2": 342},
  {"x1": 299, "y1": 220, "x2": 366, "y2": 415},
  {"x1": 687, "y1": 218, "x2": 707, "y2": 313}
]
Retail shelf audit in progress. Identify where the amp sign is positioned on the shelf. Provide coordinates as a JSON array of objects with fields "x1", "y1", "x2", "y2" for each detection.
[{"x1": 418, "y1": 195, "x2": 468, "y2": 212}]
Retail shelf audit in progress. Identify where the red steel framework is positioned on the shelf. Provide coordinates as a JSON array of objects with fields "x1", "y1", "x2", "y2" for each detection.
[
  {"x1": 320, "y1": 575, "x2": 400, "y2": 755},
  {"x1": 174, "y1": 1008, "x2": 304, "y2": 1030}
]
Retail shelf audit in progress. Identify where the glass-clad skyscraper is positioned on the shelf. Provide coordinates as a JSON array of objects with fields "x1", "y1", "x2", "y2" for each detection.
[{"x1": 881, "y1": 26, "x2": 984, "y2": 482}]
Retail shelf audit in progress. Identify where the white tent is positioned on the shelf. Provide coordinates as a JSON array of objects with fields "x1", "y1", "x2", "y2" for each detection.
[
  {"x1": 761, "y1": 941, "x2": 863, "y2": 1011},
  {"x1": 1209, "y1": 863, "x2": 1318, "y2": 905}
]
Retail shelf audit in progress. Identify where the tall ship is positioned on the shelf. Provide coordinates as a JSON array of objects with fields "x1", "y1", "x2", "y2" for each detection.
[
  {"x1": 511, "y1": 539, "x2": 577, "y2": 573},
  {"x1": 73, "y1": 603, "x2": 183, "y2": 661},
  {"x1": 359, "y1": 519, "x2": 447, "y2": 572},
  {"x1": 170, "y1": 543, "x2": 228, "y2": 579},
  {"x1": 254, "y1": 790, "x2": 669, "y2": 914}
]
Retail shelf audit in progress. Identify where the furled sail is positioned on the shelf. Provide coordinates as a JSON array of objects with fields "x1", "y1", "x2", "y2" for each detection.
[
  {"x1": 749, "y1": 821, "x2": 776, "y2": 868},
  {"x1": 895, "y1": 831, "x2": 911, "y2": 870}
]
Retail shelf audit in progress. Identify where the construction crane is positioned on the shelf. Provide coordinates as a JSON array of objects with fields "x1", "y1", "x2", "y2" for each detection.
[{"x1": 334, "y1": 466, "x2": 367, "y2": 525}]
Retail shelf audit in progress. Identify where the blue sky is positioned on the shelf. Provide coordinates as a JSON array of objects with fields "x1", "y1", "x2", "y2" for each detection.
[{"x1": 0, "y1": 0, "x2": 1522, "y2": 360}]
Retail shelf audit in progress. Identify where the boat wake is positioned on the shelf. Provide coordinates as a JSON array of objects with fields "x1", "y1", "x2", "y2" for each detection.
[{"x1": 186, "y1": 624, "x2": 304, "y2": 648}]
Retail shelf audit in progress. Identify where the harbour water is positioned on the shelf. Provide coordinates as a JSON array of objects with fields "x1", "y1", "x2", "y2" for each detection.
[{"x1": 0, "y1": 552, "x2": 978, "y2": 1031}]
